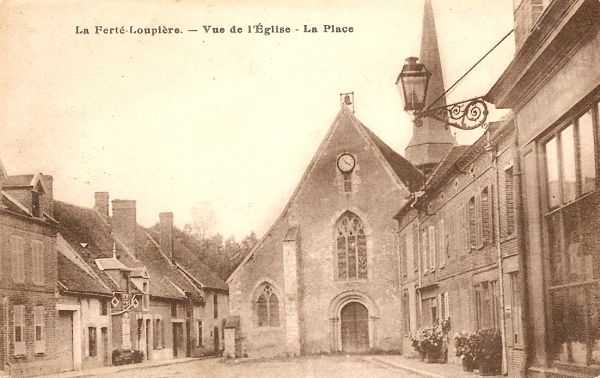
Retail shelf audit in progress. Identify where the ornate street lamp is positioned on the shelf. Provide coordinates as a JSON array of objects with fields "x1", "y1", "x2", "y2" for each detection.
[{"x1": 396, "y1": 57, "x2": 489, "y2": 130}]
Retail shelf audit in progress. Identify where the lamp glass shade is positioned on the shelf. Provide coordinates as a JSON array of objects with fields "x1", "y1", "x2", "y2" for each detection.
[{"x1": 396, "y1": 57, "x2": 430, "y2": 112}]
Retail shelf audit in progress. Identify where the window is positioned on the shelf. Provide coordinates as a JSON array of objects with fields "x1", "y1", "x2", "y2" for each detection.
[
  {"x1": 31, "y1": 190, "x2": 40, "y2": 217},
  {"x1": 509, "y1": 273, "x2": 522, "y2": 346},
  {"x1": 10, "y1": 236, "x2": 24, "y2": 283},
  {"x1": 412, "y1": 223, "x2": 419, "y2": 271},
  {"x1": 256, "y1": 283, "x2": 279, "y2": 327},
  {"x1": 421, "y1": 229, "x2": 428, "y2": 272},
  {"x1": 481, "y1": 186, "x2": 494, "y2": 244},
  {"x1": 343, "y1": 172, "x2": 352, "y2": 193},
  {"x1": 13, "y1": 305, "x2": 25, "y2": 355},
  {"x1": 213, "y1": 294, "x2": 218, "y2": 319},
  {"x1": 197, "y1": 320, "x2": 203, "y2": 347},
  {"x1": 399, "y1": 234, "x2": 407, "y2": 280},
  {"x1": 154, "y1": 319, "x2": 161, "y2": 349},
  {"x1": 428, "y1": 225, "x2": 436, "y2": 271},
  {"x1": 142, "y1": 282, "x2": 149, "y2": 310},
  {"x1": 335, "y1": 212, "x2": 367, "y2": 280},
  {"x1": 421, "y1": 297, "x2": 438, "y2": 326},
  {"x1": 101, "y1": 300, "x2": 108, "y2": 316},
  {"x1": 474, "y1": 281, "x2": 500, "y2": 330},
  {"x1": 31, "y1": 241, "x2": 44, "y2": 285},
  {"x1": 171, "y1": 303, "x2": 177, "y2": 318},
  {"x1": 461, "y1": 204, "x2": 470, "y2": 253},
  {"x1": 88, "y1": 327, "x2": 97, "y2": 357},
  {"x1": 504, "y1": 167, "x2": 516, "y2": 236},
  {"x1": 34, "y1": 306, "x2": 45, "y2": 354},
  {"x1": 543, "y1": 100, "x2": 600, "y2": 367},
  {"x1": 438, "y1": 219, "x2": 446, "y2": 267},
  {"x1": 402, "y1": 289, "x2": 410, "y2": 336}
]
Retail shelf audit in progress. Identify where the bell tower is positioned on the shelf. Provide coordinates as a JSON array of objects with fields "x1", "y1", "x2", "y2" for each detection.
[{"x1": 404, "y1": 0, "x2": 456, "y2": 175}]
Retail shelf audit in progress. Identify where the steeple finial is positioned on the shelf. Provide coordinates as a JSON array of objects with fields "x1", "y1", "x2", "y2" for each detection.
[{"x1": 404, "y1": 0, "x2": 456, "y2": 175}]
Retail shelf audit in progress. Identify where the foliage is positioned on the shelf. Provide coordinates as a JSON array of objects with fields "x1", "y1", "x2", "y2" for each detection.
[
  {"x1": 454, "y1": 331, "x2": 476, "y2": 361},
  {"x1": 164, "y1": 223, "x2": 258, "y2": 280},
  {"x1": 470, "y1": 328, "x2": 502, "y2": 363},
  {"x1": 112, "y1": 349, "x2": 144, "y2": 365},
  {"x1": 410, "y1": 323, "x2": 445, "y2": 355}
]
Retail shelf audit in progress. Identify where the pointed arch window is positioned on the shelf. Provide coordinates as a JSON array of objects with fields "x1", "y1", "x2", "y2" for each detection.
[
  {"x1": 256, "y1": 283, "x2": 279, "y2": 327},
  {"x1": 336, "y1": 212, "x2": 367, "y2": 280}
]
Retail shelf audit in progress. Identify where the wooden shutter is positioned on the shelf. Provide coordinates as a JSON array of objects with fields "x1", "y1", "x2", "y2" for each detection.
[
  {"x1": 32, "y1": 241, "x2": 44, "y2": 285},
  {"x1": 412, "y1": 224, "x2": 419, "y2": 271},
  {"x1": 438, "y1": 219, "x2": 446, "y2": 267},
  {"x1": 505, "y1": 167, "x2": 515, "y2": 236},
  {"x1": 429, "y1": 226, "x2": 436, "y2": 271},
  {"x1": 34, "y1": 306, "x2": 45, "y2": 353},
  {"x1": 13, "y1": 305, "x2": 25, "y2": 355}
]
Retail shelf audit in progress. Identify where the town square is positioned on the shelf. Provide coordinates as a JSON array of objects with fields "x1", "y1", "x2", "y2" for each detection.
[{"x1": 1, "y1": 0, "x2": 600, "y2": 377}]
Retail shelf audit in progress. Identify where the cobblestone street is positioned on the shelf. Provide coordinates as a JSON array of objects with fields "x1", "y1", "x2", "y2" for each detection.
[{"x1": 88, "y1": 356, "x2": 422, "y2": 378}]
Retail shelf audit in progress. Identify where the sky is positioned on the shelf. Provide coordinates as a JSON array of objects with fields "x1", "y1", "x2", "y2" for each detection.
[{"x1": 0, "y1": 0, "x2": 515, "y2": 239}]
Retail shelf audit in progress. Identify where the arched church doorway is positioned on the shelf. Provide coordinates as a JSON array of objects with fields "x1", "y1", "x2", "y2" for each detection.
[{"x1": 340, "y1": 302, "x2": 369, "y2": 353}]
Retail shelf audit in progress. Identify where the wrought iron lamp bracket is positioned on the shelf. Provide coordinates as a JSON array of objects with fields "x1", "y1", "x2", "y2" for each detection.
[{"x1": 415, "y1": 96, "x2": 489, "y2": 130}]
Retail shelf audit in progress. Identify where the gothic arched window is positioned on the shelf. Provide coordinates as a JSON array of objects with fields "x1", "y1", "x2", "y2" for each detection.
[
  {"x1": 336, "y1": 212, "x2": 367, "y2": 280},
  {"x1": 256, "y1": 283, "x2": 279, "y2": 327}
]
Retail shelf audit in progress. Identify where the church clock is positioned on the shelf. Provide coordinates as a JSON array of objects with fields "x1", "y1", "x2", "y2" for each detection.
[{"x1": 337, "y1": 153, "x2": 356, "y2": 173}]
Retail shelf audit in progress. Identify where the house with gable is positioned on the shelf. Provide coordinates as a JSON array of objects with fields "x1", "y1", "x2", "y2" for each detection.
[
  {"x1": 0, "y1": 166, "x2": 62, "y2": 377},
  {"x1": 53, "y1": 191, "x2": 228, "y2": 370},
  {"x1": 225, "y1": 101, "x2": 424, "y2": 358}
]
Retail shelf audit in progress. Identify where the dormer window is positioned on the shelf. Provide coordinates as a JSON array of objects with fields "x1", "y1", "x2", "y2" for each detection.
[{"x1": 31, "y1": 190, "x2": 40, "y2": 217}]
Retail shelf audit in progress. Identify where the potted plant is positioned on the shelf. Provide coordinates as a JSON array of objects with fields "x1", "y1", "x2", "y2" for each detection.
[
  {"x1": 454, "y1": 331, "x2": 475, "y2": 372},
  {"x1": 409, "y1": 330, "x2": 426, "y2": 361},
  {"x1": 412, "y1": 324, "x2": 444, "y2": 363},
  {"x1": 472, "y1": 328, "x2": 502, "y2": 376}
]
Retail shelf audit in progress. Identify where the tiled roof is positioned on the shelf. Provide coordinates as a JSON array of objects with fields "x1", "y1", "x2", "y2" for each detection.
[
  {"x1": 2, "y1": 174, "x2": 34, "y2": 187},
  {"x1": 423, "y1": 145, "x2": 470, "y2": 190},
  {"x1": 54, "y1": 200, "x2": 207, "y2": 301},
  {"x1": 358, "y1": 122, "x2": 425, "y2": 192},
  {"x1": 147, "y1": 227, "x2": 228, "y2": 291},
  {"x1": 58, "y1": 254, "x2": 112, "y2": 296}
]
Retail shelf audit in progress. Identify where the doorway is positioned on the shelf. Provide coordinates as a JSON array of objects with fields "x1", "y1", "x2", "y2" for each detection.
[
  {"x1": 340, "y1": 302, "x2": 369, "y2": 353},
  {"x1": 101, "y1": 327, "x2": 109, "y2": 366},
  {"x1": 57, "y1": 311, "x2": 74, "y2": 371},
  {"x1": 172, "y1": 323, "x2": 183, "y2": 358},
  {"x1": 145, "y1": 319, "x2": 151, "y2": 360},
  {"x1": 213, "y1": 326, "x2": 219, "y2": 353}
]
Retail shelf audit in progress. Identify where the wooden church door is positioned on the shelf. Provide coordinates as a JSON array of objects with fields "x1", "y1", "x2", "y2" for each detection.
[{"x1": 340, "y1": 302, "x2": 369, "y2": 353}]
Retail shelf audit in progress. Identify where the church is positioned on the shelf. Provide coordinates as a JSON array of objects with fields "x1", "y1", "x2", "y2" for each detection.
[{"x1": 225, "y1": 0, "x2": 454, "y2": 358}]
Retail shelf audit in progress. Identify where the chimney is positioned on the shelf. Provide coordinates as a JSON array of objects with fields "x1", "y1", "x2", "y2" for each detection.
[
  {"x1": 40, "y1": 174, "x2": 54, "y2": 217},
  {"x1": 111, "y1": 200, "x2": 137, "y2": 256},
  {"x1": 94, "y1": 192, "x2": 110, "y2": 218},
  {"x1": 159, "y1": 212, "x2": 175, "y2": 264}
]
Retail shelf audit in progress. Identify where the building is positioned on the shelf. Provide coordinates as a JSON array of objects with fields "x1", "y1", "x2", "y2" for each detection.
[
  {"x1": 0, "y1": 172, "x2": 62, "y2": 377},
  {"x1": 486, "y1": 0, "x2": 600, "y2": 376},
  {"x1": 396, "y1": 118, "x2": 526, "y2": 376},
  {"x1": 56, "y1": 236, "x2": 114, "y2": 372},
  {"x1": 53, "y1": 192, "x2": 228, "y2": 371},
  {"x1": 225, "y1": 102, "x2": 424, "y2": 358}
]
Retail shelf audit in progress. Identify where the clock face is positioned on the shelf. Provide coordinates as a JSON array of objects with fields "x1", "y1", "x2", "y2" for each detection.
[{"x1": 337, "y1": 153, "x2": 356, "y2": 173}]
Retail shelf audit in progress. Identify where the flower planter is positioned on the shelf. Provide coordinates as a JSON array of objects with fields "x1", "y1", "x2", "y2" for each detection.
[
  {"x1": 478, "y1": 359, "x2": 501, "y2": 376},
  {"x1": 461, "y1": 357, "x2": 475, "y2": 372},
  {"x1": 425, "y1": 350, "x2": 442, "y2": 363}
]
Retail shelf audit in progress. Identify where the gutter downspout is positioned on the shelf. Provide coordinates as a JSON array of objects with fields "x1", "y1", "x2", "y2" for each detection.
[
  {"x1": 513, "y1": 123, "x2": 529, "y2": 377},
  {"x1": 3, "y1": 297, "x2": 8, "y2": 373},
  {"x1": 491, "y1": 133, "x2": 508, "y2": 375}
]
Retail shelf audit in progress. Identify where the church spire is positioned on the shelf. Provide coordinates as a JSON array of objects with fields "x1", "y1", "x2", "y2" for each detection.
[{"x1": 405, "y1": 0, "x2": 455, "y2": 175}]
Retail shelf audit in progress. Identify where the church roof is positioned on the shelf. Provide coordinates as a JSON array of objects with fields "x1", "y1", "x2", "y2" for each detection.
[
  {"x1": 358, "y1": 123, "x2": 424, "y2": 192},
  {"x1": 227, "y1": 106, "x2": 422, "y2": 282}
]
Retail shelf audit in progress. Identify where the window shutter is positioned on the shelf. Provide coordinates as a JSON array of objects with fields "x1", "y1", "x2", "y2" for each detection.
[
  {"x1": 505, "y1": 167, "x2": 515, "y2": 236},
  {"x1": 439, "y1": 219, "x2": 446, "y2": 267},
  {"x1": 422, "y1": 230, "x2": 429, "y2": 272},
  {"x1": 412, "y1": 224, "x2": 419, "y2": 271},
  {"x1": 429, "y1": 226, "x2": 436, "y2": 270},
  {"x1": 444, "y1": 292, "x2": 450, "y2": 320},
  {"x1": 13, "y1": 305, "x2": 25, "y2": 355},
  {"x1": 32, "y1": 241, "x2": 44, "y2": 285},
  {"x1": 34, "y1": 306, "x2": 45, "y2": 353}
]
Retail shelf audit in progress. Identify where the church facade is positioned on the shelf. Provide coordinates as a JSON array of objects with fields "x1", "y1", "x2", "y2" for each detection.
[{"x1": 226, "y1": 107, "x2": 424, "y2": 357}]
